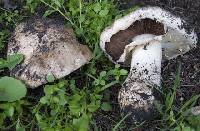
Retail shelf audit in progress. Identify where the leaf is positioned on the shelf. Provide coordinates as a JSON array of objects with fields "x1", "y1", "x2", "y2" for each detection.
[
  {"x1": 16, "y1": 120, "x2": 25, "y2": 131},
  {"x1": 100, "y1": 80, "x2": 105, "y2": 86},
  {"x1": 115, "y1": 64, "x2": 120, "y2": 69},
  {"x1": 58, "y1": 92, "x2": 67, "y2": 105},
  {"x1": 71, "y1": 94, "x2": 82, "y2": 103},
  {"x1": 165, "y1": 93, "x2": 173, "y2": 112},
  {"x1": 120, "y1": 69, "x2": 128, "y2": 75},
  {"x1": 69, "y1": 94, "x2": 82, "y2": 115},
  {"x1": 101, "y1": 102, "x2": 112, "y2": 111},
  {"x1": 0, "y1": 58, "x2": 8, "y2": 69},
  {"x1": 182, "y1": 126, "x2": 192, "y2": 131},
  {"x1": 64, "y1": 126, "x2": 73, "y2": 131},
  {"x1": 93, "y1": 3, "x2": 101, "y2": 13},
  {"x1": 180, "y1": 94, "x2": 200, "y2": 113},
  {"x1": 43, "y1": 10, "x2": 56, "y2": 17},
  {"x1": 69, "y1": 105, "x2": 82, "y2": 115},
  {"x1": 35, "y1": 113, "x2": 42, "y2": 122},
  {"x1": 46, "y1": 74, "x2": 55, "y2": 83},
  {"x1": 87, "y1": 104, "x2": 99, "y2": 112},
  {"x1": 73, "y1": 113, "x2": 90, "y2": 131},
  {"x1": 87, "y1": 98, "x2": 100, "y2": 112},
  {"x1": 0, "y1": 77, "x2": 27, "y2": 102},
  {"x1": 99, "y1": 9, "x2": 109, "y2": 17},
  {"x1": 99, "y1": 81, "x2": 118, "y2": 92},
  {"x1": 7, "y1": 54, "x2": 24, "y2": 70},
  {"x1": 165, "y1": 64, "x2": 181, "y2": 112},
  {"x1": 52, "y1": 0, "x2": 62, "y2": 8},
  {"x1": 79, "y1": 15, "x2": 85, "y2": 23},
  {"x1": 186, "y1": 115, "x2": 200, "y2": 127},
  {"x1": 112, "y1": 113, "x2": 131, "y2": 131},
  {"x1": 7, "y1": 106, "x2": 14, "y2": 117},
  {"x1": 40, "y1": 96, "x2": 48, "y2": 104},
  {"x1": 44, "y1": 86, "x2": 54, "y2": 95},
  {"x1": 94, "y1": 79, "x2": 100, "y2": 85},
  {"x1": 100, "y1": 71, "x2": 106, "y2": 77},
  {"x1": 52, "y1": 96, "x2": 59, "y2": 103}
]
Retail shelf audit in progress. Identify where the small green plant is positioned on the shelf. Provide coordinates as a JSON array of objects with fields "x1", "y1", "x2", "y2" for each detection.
[
  {"x1": 0, "y1": 40, "x2": 26, "y2": 130},
  {"x1": 112, "y1": 112, "x2": 131, "y2": 131},
  {"x1": 155, "y1": 65, "x2": 200, "y2": 130},
  {"x1": 26, "y1": 0, "x2": 120, "y2": 48},
  {"x1": 0, "y1": 29, "x2": 10, "y2": 50},
  {"x1": 0, "y1": 100, "x2": 29, "y2": 130},
  {"x1": 0, "y1": 54, "x2": 24, "y2": 70},
  {"x1": 66, "y1": 0, "x2": 119, "y2": 46},
  {"x1": 0, "y1": 8, "x2": 22, "y2": 50},
  {"x1": 28, "y1": 65, "x2": 127, "y2": 130},
  {"x1": 0, "y1": 53, "x2": 26, "y2": 102},
  {"x1": 0, "y1": 76, "x2": 27, "y2": 102},
  {"x1": 26, "y1": 0, "x2": 40, "y2": 13}
]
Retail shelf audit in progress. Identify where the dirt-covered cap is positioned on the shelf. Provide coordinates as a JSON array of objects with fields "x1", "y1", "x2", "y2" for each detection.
[{"x1": 7, "y1": 18, "x2": 92, "y2": 88}]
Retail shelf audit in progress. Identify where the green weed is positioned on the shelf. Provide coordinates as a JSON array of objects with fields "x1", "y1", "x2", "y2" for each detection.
[
  {"x1": 154, "y1": 65, "x2": 200, "y2": 130},
  {"x1": 26, "y1": 65, "x2": 127, "y2": 130},
  {"x1": 0, "y1": 54, "x2": 26, "y2": 102},
  {"x1": 0, "y1": 8, "x2": 22, "y2": 50}
]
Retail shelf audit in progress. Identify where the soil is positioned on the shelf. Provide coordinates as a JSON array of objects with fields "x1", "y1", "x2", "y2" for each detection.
[
  {"x1": 95, "y1": 0, "x2": 200, "y2": 130},
  {"x1": 1, "y1": 0, "x2": 200, "y2": 130}
]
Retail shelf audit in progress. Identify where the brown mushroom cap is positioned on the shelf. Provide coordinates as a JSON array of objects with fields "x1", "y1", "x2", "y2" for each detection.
[{"x1": 7, "y1": 18, "x2": 92, "y2": 88}]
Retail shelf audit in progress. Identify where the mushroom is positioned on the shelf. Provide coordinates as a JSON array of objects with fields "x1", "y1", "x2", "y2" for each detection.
[
  {"x1": 100, "y1": 6, "x2": 197, "y2": 122},
  {"x1": 7, "y1": 18, "x2": 92, "y2": 88}
]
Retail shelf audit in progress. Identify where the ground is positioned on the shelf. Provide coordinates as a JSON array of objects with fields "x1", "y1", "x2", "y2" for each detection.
[{"x1": 0, "y1": 0, "x2": 200, "y2": 130}]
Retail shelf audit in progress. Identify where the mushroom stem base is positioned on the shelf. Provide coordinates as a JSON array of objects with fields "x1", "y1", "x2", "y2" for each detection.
[
  {"x1": 118, "y1": 79, "x2": 156, "y2": 122},
  {"x1": 118, "y1": 40, "x2": 162, "y2": 122}
]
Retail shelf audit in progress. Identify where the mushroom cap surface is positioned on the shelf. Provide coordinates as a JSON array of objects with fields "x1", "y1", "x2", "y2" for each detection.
[
  {"x1": 100, "y1": 6, "x2": 197, "y2": 66},
  {"x1": 7, "y1": 18, "x2": 92, "y2": 88}
]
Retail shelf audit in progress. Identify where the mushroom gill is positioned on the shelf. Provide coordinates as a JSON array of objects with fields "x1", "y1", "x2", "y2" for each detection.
[{"x1": 105, "y1": 18, "x2": 165, "y2": 64}]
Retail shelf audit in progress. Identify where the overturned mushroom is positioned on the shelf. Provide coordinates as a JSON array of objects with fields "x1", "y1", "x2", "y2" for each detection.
[
  {"x1": 8, "y1": 18, "x2": 92, "y2": 88},
  {"x1": 100, "y1": 7, "x2": 197, "y2": 122}
]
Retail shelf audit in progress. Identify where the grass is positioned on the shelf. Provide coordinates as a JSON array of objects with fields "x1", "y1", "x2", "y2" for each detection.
[
  {"x1": 0, "y1": 0, "x2": 200, "y2": 130},
  {"x1": 153, "y1": 64, "x2": 200, "y2": 130}
]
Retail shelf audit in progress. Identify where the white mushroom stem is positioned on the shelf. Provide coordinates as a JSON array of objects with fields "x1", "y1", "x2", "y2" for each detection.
[
  {"x1": 130, "y1": 40, "x2": 162, "y2": 86},
  {"x1": 118, "y1": 35, "x2": 162, "y2": 122}
]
